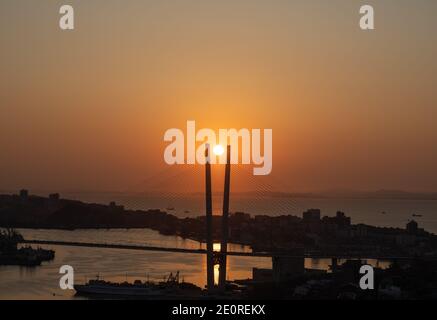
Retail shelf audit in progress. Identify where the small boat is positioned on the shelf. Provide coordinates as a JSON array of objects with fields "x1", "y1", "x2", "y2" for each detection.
[
  {"x1": 412, "y1": 214, "x2": 423, "y2": 217},
  {"x1": 166, "y1": 207, "x2": 175, "y2": 211}
]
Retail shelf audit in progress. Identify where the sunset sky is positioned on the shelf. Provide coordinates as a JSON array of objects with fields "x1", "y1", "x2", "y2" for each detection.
[{"x1": 1, "y1": 0, "x2": 436, "y2": 193}]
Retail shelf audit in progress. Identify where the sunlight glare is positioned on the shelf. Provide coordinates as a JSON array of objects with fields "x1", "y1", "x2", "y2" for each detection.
[{"x1": 213, "y1": 144, "x2": 225, "y2": 156}]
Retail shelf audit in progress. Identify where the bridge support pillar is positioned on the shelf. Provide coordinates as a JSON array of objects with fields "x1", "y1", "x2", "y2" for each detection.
[
  {"x1": 219, "y1": 145, "x2": 231, "y2": 292},
  {"x1": 205, "y1": 144, "x2": 215, "y2": 292}
]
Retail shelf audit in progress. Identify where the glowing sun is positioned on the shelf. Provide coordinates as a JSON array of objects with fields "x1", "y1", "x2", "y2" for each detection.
[{"x1": 213, "y1": 144, "x2": 225, "y2": 156}]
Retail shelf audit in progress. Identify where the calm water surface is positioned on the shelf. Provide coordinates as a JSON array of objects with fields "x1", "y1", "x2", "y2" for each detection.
[
  {"x1": 5, "y1": 193, "x2": 426, "y2": 299},
  {"x1": 0, "y1": 229, "x2": 269, "y2": 299},
  {"x1": 0, "y1": 228, "x2": 391, "y2": 299}
]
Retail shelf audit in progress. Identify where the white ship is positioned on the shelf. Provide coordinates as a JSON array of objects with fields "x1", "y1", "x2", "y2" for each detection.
[{"x1": 74, "y1": 272, "x2": 203, "y2": 299}]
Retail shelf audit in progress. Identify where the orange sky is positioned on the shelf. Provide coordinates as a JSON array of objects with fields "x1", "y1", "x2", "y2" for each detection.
[{"x1": 0, "y1": 0, "x2": 436, "y2": 193}]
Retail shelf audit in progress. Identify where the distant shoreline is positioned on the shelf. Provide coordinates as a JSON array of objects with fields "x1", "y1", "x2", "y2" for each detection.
[
  {"x1": 2, "y1": 190, "x2": 437, "y2": 201},
  {"x1": 2, "y1": 191, "x2": 437, "y2": 258}
]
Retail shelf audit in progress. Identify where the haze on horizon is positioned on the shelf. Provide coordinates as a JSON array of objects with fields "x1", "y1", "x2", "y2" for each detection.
[{"x1": 1, "y1": 0, "x2": 436, "y2": 194}]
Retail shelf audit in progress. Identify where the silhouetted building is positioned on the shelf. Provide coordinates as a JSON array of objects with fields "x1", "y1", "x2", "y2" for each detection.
[
  {"x1": 407, "y1": 220, "x2": 418, "y2": 234},
  {"x1": 252, "y1": 268, "x2": 273, "y2": 283},
  {"x1": 352, "y1": 224, "x2": 368, "y2": 237},
  {"x1": 252, "y1": 251, "x2": 305, "y2": 284},
  {"x1": 303, "y1": 209, "x2": 321, "y2": 233},
  {"x1": 48, "y1": 193, "x2": 60, "y2": 213},
  {"x1": 49, "y1": 193, "x2": 59, "y2": 201},
  {"x1": 303, "y1": 209, "x2": 321, "y2": 223},
  {"x1": 231, "y1": 212, "x2": 251, "y2": 224},
  {"x1": 322, "y1": 211, "x2": 352, "y2": 237},
  {"x1": 19, "y1": 189, "x2": 29, "y2": 202},
  {"x1": 334, "y1": 211, "x2": 351, "y2": 227},
  {"x1": 396, "y1": 233, "x2": 416, "y2": 246},
  {"x1": 272, "y1": 251, "x2": 305, "y2": 283},
  {"x1": 109, "y1": 201, "x2": 124, "y2": 211}
]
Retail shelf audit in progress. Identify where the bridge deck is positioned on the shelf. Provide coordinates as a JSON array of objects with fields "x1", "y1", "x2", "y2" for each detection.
[
  {"x1": 21, "y1": 239, "x2": 274, "y2": 257},
  {"x1": 20, "y1": 239, "x2": 423, "y2": 260}
]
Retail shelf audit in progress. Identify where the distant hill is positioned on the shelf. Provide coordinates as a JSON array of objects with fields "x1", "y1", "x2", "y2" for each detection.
[{"x1": 225, "y1": 190, "x2": 437, "y2": 200}]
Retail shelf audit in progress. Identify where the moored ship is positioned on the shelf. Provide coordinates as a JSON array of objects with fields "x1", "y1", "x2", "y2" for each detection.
[
  {"x1": 0, "y1": 229, "x2": 55, "y2": 266},
  {"x1": 74, "y1": 271, "x2": 204, "y2": 299}
]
